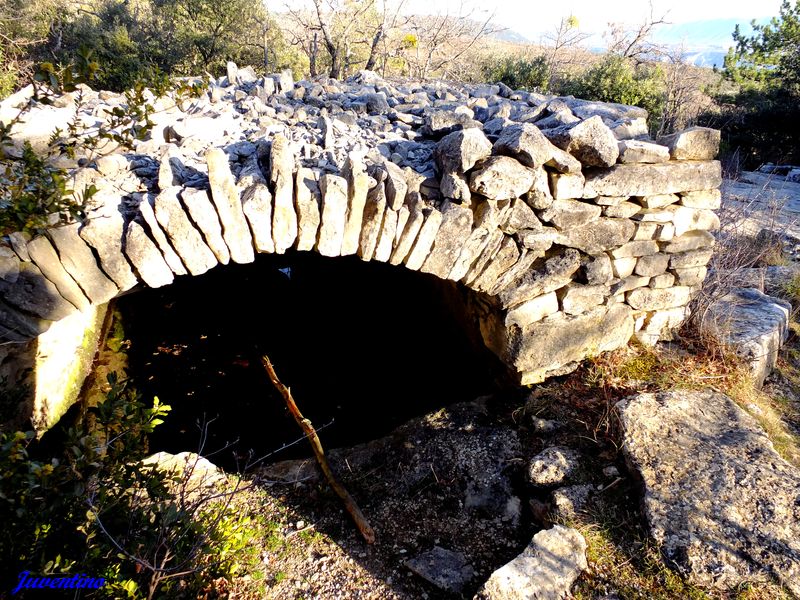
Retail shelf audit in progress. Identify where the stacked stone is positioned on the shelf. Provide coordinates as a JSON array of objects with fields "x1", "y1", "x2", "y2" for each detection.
[{"x1": 0, "y1": 67, "x2": 722, "y2": 385}]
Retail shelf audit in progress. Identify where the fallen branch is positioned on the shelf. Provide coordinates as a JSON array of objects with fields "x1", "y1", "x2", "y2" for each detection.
[{"x1": 261, "y1": 355, "x2": 376, "y2": 544}]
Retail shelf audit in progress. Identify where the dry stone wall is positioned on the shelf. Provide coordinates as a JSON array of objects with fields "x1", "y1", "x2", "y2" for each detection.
[{"x1": 0, "y1": 67, "x2": 722, "y2": 386}]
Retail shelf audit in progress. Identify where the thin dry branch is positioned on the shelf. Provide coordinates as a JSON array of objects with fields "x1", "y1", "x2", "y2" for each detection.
[{"x1": 261, "y1": 355, "x2": 376, "y2": 544}]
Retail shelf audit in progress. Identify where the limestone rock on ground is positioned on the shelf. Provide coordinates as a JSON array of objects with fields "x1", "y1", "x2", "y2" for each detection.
[
  {"x1": 701, "y1": 287, "x2": 791, "y2": 387},
  {"x1": 476, "y1": 525, "x2": 588, "y2": 600},
  {"x1": 528, "y1": 446, "x2": 581, "y2": 487},
  {"x1": 404, "y1": 546, "x2": 476, "y2": 594},
  {"x1": 617, "y1": 390, "x2": 800, "y2": 596}
]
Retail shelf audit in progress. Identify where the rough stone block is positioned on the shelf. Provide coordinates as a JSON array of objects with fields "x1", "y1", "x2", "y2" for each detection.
[
  {"x1": 47, "y1": 224, "x2": 118, "y2": 304},
  {"x1": 470, "y1": 156, "x2": 536, "y2": 200},
  {"x1": 548, "y1": 172, "x2": 585, "y2": 200},
  {"x1": 182, "y1": 187, "x2": 233, "y2": 262},
  {"x1": 268, "y1": 136, "x2": 298, "y2": 254},
  {"x1": 505, "y1": 291, "x2": 559, "y2": 328},
  {"x1": 239, "y1": 183, "x2": 275, "y2": 254},
  {"x1": 316, "y1": 174, "x2": 348, "y2": 257},
  {"x1": 559, "y1": 284, "x2": 609, "y2": 315},
  {"x1": 672, "y1": 206, "x2": 720, "y2": 236},
  {"x1": 206, "y1": 147, "x2": 255, "y2": 263},
  {"x1": 680, "y1": 189, "x2": 721, "y2": 209},
  {"x1": 136, "y1": 194, "x2": 188, "y2": 275},
  {"x1": 626, "y1": 286, "x2": 693, "y2": 310},
  {"x1": 341, "y1": 158, "x2": 369, "y2": 255},
  {"x1": 553, "y1": 218, "x2": 635, "y2": 254},
  {"x1": 359, "y1": 181, "x2": 388, "y2": 261},
  {"x1": 657, "y1": 126, "x2": 720, "y2": 160},
  {"x1": 404, "y1": 208, "x2": 443, "y2": 271},
  {"x1": 154, "y1": 187, "x2": 217, "y2": 275},
  {"x1": 540, "y1": 199, "x2": 601, "y2": 229},
  {"x1": 124, "y1": 220, "x2": 175, "y2": 288},
  {"x1": 617, "y1": 139, "x2": 670, "y2": 164},
  {"x1": 79, "y1": 211, "x2": 139, "y2": 292},
  {"x1": 373, "y1": 208, "x2": 399, "y2": 263},
  {"x1": 583, "y1": 161, "x2": 722, "y2": 198},
  {"x1": 27, "y1": 236, "x2": 90, "y2": 311},
  {"x1": 543, "y1": 115, "x2": 619, "y2": 167},
  {"x1": 662, "y1": 230, "x2": 716, "y2": 254},
  {"x1": 420, "y1": 202, "x2": 474, "y2": 278},
  {"x1": 635, "y1": 253, "x2": 670, "y2": 277}
]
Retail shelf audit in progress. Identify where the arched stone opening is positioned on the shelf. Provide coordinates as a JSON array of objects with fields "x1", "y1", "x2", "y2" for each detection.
[{"x1": 110, "y1": 250, "x2": 504, "y2": 466}]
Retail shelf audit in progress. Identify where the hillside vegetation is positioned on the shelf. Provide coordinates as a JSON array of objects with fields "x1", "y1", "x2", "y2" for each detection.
[{"x1": 1, "y1": 0, "x2": 799, "y2": 167}]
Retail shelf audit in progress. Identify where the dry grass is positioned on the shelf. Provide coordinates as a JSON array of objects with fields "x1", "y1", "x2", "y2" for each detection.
[
  {"x1": 584, "y1": 338, "x2": 800, "y2": 467},
  {"x1": 549, "y1": 331, "x2": 800, "y2": 599}
]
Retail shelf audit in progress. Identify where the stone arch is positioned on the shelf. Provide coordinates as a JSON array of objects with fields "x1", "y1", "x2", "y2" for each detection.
[{"x1": 1, "y1": 78, "x2": 723, "y2": 411}]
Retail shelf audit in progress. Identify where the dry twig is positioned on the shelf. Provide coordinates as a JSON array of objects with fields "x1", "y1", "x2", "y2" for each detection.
[{"x1": 261, "y1": 355, "x2": 376, "y2": 544}]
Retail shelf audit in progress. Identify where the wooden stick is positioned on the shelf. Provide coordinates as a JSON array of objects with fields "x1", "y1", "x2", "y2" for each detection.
[{"x1": 261, "y1": 356, "x2": 376, "y2": 544}]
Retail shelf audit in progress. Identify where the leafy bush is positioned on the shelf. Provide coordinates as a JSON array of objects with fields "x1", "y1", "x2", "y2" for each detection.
[
  {"x1": 0, "y1": 140, "x2": 86, "y2": 235},
  {"x1": 482, "y1": 53, "x2": 550, "y2": 92},
  {"x1": 559, "y1": 55, "x2": 665, "y2": 132},
  {"x1": 0, "y1": 373, "x2": 256, "y2": 599}
]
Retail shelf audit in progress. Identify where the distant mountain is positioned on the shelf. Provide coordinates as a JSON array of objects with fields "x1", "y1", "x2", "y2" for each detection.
[
  {"x1": 490, "y1": 28, "x2": 530, "y2": 45},
  {"x1": 680, "y1": 50, "x2": 728, "y2": 68}
]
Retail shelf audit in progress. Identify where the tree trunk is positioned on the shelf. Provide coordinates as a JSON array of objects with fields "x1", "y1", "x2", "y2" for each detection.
[
  {"x1": 310, "y1": 32, "x2": 318, "y2": 78},
  {"x1": 365, "y1": 26, "x2": 384, "y2": 71}
]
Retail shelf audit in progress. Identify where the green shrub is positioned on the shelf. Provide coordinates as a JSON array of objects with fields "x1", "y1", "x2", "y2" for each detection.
[
  {"x1": 559, "y1": 55, "x2": 665, "y2": 132},
  {"x1": 482, "y1": 53, "x2": 550, "y2": 92},
  {"x1": 0, "y1": 373, "x2": 256, "y2": 599}
]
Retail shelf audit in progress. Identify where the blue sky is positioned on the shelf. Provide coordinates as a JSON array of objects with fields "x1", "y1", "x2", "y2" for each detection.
[{"x1": 400, "y1": 0, "x2": 784, "y2": 48}]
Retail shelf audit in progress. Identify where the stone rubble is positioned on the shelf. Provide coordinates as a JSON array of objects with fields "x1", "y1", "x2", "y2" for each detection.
[{"x1": 1, "y1": 65, "x2": 722, "y2": 385}]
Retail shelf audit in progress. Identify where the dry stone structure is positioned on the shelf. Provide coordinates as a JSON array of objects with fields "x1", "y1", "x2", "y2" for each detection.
[{"x1": 1, "y1": 66, "x2": 722, "y2": 392}]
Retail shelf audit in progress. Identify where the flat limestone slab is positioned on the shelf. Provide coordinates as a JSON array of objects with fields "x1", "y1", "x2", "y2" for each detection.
[
  {"x1": 617, "y1": 390, "x2": 800, "y2": 595},
  {"x1": 701, "y1": 287, "x2": 791, "y2": 388},
  {"x1": 583, "y1": 161, "x2": 722, "y2": 198}
]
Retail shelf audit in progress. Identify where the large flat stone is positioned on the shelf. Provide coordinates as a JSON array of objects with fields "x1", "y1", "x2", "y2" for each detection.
[
  {"x1": 0, "y1": 261, "x2": 77, "y2": 321},
  {"x1": 154, "y1": 187, "x2": 217, "y2": 276},
  {"x1": 389, "y1": 205, "x2": 425, "y2": 266},
  {"x1": 448, "y1": 226, "x2": 493, "y2": 282},
  {"x1": 496, "y1": 304, "x2": 634, "y2": 384},
  {"x1": 420, "y1": 202, "x2": 474, "y2": 279},
  {"x1": 617, "y1": 390, "x2": 800, "y2": 595},
  {"x1": 359, "y1": 181, "x2": 387, "y2": 261},
  {"x1": 182, "y1": 187, "x2": 232, "y2": 262},
  {"x1": 317, "y1": 174, "x2": 348, "y2": 257},
  {"x1": 553, "y1": 218, "x2": 635, "y2": 254},
  {"x1": 341, "y1": 158, "x2": 369, "y2": 255},
  {"x1": 124, "y1": 220, "x2": 175, "y2": 288},
  {"x1": 79, "y1": 211, "x2": 139, "y2": 292},
  {"x1": 373, "y1": 208, "x2": 399, "y2": 263},
  {"x1": 27, "y1": 236, "x2": 91, "y2": 311},
  {"x1": 404, "y1": 208, "x2": 444, "y2": 271},
  {"x1": 46, "y1": 224, "x2": 118, "y2": 305},
  {"x1": 136, "y1": 194, "x2": 189, "y2": 275},
  {"x1": 582, "y1": 161, "x2": 722, "y2": 198},
  {"x1": 471, "y1": 236, "x2": 520, "y2": 293},
  {"x1": 239, "y1": 183, "x2": 275, "y2": 254},
  {"x1": 206, "y1": 147, "x2": 255, "y2": 263},
  {"x1": 295, "y1": 167, "x2": 322, "y2": 252},
  {"x1": 701, "y1": 288, "x2": 791, "y2": 387}
]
